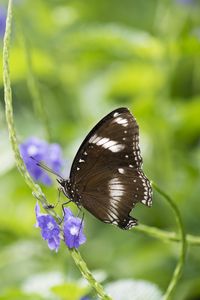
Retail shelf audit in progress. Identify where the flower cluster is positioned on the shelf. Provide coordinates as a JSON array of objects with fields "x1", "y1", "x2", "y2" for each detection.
[
  {"x1": 0, "y1": 6, "x2": 6, "y2": 39},
  {"x1": 176, "y1": 0, "x2": 194, "y2": 4},
  {"x1": 20, "y1": 137, "x2": 63, "y2": 185},
  {"x1": 35, "y1": 202, "x2": 60, "y2": 251},
  {"x1": 35, "y1": 203, "x2": 86, "y2": 250}
]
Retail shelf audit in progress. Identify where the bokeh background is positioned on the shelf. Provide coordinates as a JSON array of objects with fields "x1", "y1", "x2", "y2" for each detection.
[{"x1": 0, "y1": 0, "x2": 200, "y2": 299}]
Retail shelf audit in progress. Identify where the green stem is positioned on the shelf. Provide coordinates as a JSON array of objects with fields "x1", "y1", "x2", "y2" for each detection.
[
  {"x1": 70, "y1": 249, "x2": 112, "y2": 300},
  {"x1": 3, "y1": 0, "x2": 54, "y2": 215},
  {"x1": 151, "y1": 182, "x2": 187, "y2": 300},
  {"x1": 2, "y1": 2, "x2": 112, "y2": 299},
  {"x1": 135, "y1": 224, "x2": 200, "y2": 246},
  {"x1": 3, "y1": 0, "x2": 37, "y2": 193}
]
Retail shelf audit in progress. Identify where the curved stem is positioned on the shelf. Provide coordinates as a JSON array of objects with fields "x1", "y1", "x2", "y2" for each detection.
[
  {"x1": 70, "y1": 249, "x2": 112, "y2": 300},
  {"x1": 3, "y1": 0, "x2": 43, "y2": 197},
  {"x1": 135, "y1": 224, "x2": 200, "y2": 246},
  {"x1": 151, "y1": 182, "x2": 187, "y2": 300},
  {"x1": 3, "y1": 2, "x2": 112, "y2": 299}
]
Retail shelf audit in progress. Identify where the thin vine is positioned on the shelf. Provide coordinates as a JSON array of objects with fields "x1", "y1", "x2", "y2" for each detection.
[
  {"x1": 152, "y1": 182, "x2": 187, "y2": 300},
  {"x1": 135, "y1": 223, "x2": 200, "y2": 246}
]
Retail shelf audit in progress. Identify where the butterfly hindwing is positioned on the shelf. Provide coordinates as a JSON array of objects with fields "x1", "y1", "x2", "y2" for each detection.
[{"x1": 80, "y1": 167, "x2": 151, "y2": 229}]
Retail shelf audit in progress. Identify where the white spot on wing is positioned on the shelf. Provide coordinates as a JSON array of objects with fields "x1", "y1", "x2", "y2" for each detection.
[
  {"x1": 110, "y1": 189, "x2": 124, "y2": 197},
  {"x1": 89, "y1": 134, "x2": 126, "y2": 153},
  {"x1": 93, "y1": 136, "x2": 102, "y2": 144},
  {"x1": 109, "y1": 144, "x2": 125, "y2": 152},
  {"x1": 115, "y1": 117, "x2": 128, "y2": 127},
  {"x1": 104, "y1": 140, "x2": 117, "y2": 148},
  {"x1": 96, "y1": 137, "x2": 110, "y2": 146},
  {"x1": 113, "y1": 112, "x2": 119, "y2": 117},
  {"x1": 89, "y1": 133, "x2": 98, "y2": 143},
  {"x1": 108, "y1": 178, "x2": 125, "y2": 218},
  {"x1": 109, "y1": 179, "x2": 124, "y2": 196},
  {"x1": 100, "y1": 140, "x2": 125, "y2": 152},
  {"x1": 118, "y1": 168, "x2": 125, "y2": 174},
  {"x1": 109, "y1": 177, "x2": 123, "y2": 187},
  {"x1": 112, "y1": 220, "x2": 118, "y2": 225}
]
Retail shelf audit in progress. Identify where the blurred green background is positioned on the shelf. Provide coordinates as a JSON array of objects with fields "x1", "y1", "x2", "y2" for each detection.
[{"x1": 0, "y1": 0, "x2": 200, "y2": 299}]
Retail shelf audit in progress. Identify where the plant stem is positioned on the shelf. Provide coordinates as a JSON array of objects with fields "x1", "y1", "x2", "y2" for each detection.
[
  {"x1": 135, "y1": 223, "x2": 200, "y2": 246},
  {"x1": 70, "y1": 249, "x2": 112, "y2": 300},
  {"x1": 151, "y1": 182, "x2": 187, "y2": 300},
  {"x1": 3, "y1": 0, "x2": 41, "y2": 196},
  {"x1": 3, "y1": 2, "x2": 112, "y2": 299}
]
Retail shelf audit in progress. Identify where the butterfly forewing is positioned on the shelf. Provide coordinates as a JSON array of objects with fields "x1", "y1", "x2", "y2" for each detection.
[
  {"x1": 70, "y1": 108, "x2": 142, "y2": 184},
  {"x1": 67, "y1": 107, "x2": 152, "y2": 229}
]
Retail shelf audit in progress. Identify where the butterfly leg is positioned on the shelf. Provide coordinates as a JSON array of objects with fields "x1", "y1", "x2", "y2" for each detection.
[
  {"x1": 32, "y1": 192, "x2": 55, "y2": 210},
  {"x1": 56, "y1": 199, "x2": 72, "y2": 224},
  {"x1": 44, "y1": 188, "x2": 62, "y2": 209},
  {"x1": 78, "y1": 211, "x2": 85, "y2": 237},
  {"x1": 53, "y1": 187, "x2": 62, "y2": 208},
  {"x1": 76, "y1": 203, "x2": 83, "y2": 218},
  {"x1": 62, "y1": 200, "x2": 72, "y2": 215}
]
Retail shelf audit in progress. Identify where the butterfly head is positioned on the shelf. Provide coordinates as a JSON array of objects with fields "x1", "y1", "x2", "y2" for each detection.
[
  {"x1": 57, "y1": 178, "x2": 70, "y2": 198},
  {"x1": 57, "y1": 178, "x2": 79, "y2": 203}
]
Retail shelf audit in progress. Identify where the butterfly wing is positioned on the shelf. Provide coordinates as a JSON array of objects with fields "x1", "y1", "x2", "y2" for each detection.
[
  {"x1": 68, "y1": 107, "x2": 152, "y2": 229},
  {"x1": 80, "y1": 167, "x2": 151, "y2": 229}
]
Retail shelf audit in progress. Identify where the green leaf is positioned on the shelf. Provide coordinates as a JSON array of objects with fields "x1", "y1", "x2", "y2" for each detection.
[{"x1": 51, "y1": 282, "x2": 89, "y2": 300}]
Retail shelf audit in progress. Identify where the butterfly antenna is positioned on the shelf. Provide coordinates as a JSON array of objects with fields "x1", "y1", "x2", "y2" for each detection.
[{"x1": 30, "y1": 156, "x2": 64, "y2": 180}]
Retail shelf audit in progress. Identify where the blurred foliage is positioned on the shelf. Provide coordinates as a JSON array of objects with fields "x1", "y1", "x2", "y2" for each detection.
[{"x1": 0, "y1": 0, "x2": 200, "y2": 299}]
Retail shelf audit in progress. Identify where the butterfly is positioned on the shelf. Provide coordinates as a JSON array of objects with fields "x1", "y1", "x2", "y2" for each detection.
[{"x1": 37, "y1": 107, "x2": 152, "y2": 229}]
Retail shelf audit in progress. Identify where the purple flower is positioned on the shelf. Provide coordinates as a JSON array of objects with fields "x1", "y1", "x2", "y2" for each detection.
[
  {"x1": 0, "y1": 6, "x2": 6, "y2": 38},
  {"x1": 63, "y1": 208, "x2": 86, "y2": 249},
  {"x1": 35, "y1": 202, "x2": 60, "y2": 252},
  {"x1": 20, "y1": 137, "x2": 63, "y2": 186},
  {"x1": 176, "y1": 0, "x2": 194, "y2": 4}
]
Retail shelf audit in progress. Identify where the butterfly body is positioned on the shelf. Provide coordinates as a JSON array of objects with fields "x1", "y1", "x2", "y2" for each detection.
[{"x1": 59, "y1": 107, "x2": 152, "y2": 230}]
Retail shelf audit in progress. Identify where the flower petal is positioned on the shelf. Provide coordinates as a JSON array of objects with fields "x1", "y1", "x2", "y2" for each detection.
[
  {"x1": 0, "y1": 6, "x2": 6, "y2": 38},
  {"x1": 63, "y1": 211, "x2": 86, "y2": 249},
  {"x1": 64, "y1": 207, "x2": 73, "y2": 221},
  {"x1": 35, "y1": 202, "x2": 40, "y2": 218},
  {"x1": 48, "y1": 236, "x2": 60, "y2": 252}
]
